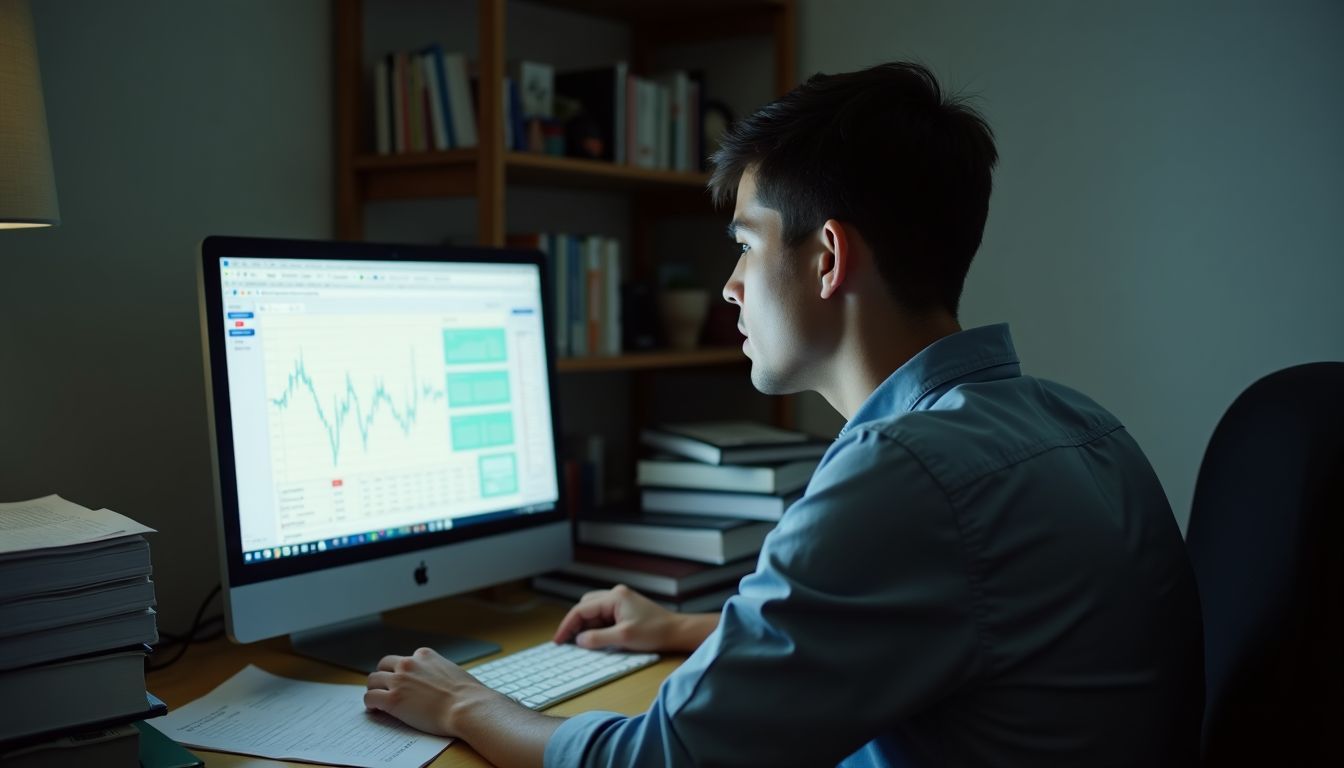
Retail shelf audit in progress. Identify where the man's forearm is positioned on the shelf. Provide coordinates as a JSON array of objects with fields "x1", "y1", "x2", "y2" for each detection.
[{"x1": 449, "y1": 692, "x2": 564, "y2": 768}]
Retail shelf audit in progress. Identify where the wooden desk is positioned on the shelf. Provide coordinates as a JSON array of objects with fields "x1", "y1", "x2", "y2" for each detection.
[{"x1": 145, "y1": 592, "x2": 682, "y2": 767}]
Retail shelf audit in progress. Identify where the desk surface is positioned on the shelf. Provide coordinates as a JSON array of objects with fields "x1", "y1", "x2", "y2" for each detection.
[{"x1": 145, "y1": 591, "x2": 680, "y2": 767}]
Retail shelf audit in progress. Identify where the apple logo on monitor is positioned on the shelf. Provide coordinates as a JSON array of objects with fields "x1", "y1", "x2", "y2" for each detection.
[{"x1": 414, "y1": 561, "x2": 428, "y2": 586}]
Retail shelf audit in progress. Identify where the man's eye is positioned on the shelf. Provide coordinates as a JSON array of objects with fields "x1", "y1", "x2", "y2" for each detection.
[{"x1": 738, "y1": 243, "x2": 749, "y2": 255}]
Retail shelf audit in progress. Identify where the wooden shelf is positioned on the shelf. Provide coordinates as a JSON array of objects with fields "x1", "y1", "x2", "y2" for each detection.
[
  {"x1": 354, "y1": 150, "x2": 478, "y2": 201},
  {"x1": 508, "y1": 152, "x2": 712, "y2": 193},
  {"x1": 351, "y1": 150, "x2": 712, "y2": 201},
  {"x1": 557, "y1": 346, "x2": 745, "y2": 372},
  {"x1": 530, "y1": 0, "x2": 786, "y2": 26},
  {"x1": 352, "y1": 149, "x2": 477, "y2": 170}
]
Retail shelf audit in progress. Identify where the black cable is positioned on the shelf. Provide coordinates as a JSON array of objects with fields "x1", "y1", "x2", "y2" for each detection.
[
  {"x1": 154, "y1": 615, "x2": 224, "y2": 648},
  {"x1": 146, "y1": 583, "x2": 222, "y2": 672}
]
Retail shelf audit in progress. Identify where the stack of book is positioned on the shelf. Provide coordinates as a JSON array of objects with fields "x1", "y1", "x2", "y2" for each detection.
[
  {"x1": 533, "y1": 422, "x2": 830, "y2": 613},
  {"x1": 373, "y1": 45, "x2": 478, "y2": 154},
  {"x1": 506, "y1": 232, "x2": 621, "y2": 358},
  {"x1": 0, "y1": 495, "x2": 167, "y2": 766}
]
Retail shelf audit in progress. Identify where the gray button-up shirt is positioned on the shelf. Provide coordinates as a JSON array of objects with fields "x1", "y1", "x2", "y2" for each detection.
[{"x1": 546, "y1": 324, "x2": 1203, "y2": 767}]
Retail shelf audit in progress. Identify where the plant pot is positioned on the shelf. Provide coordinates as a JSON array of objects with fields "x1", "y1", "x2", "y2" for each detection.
[{"x1": 657, "y1": 289, "x2": 710, "y2": 350}]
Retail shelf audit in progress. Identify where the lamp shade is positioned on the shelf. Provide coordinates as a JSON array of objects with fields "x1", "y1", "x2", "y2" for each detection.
[{"x1": 0, "y1": 0, "x2": 59, "y2": 228}]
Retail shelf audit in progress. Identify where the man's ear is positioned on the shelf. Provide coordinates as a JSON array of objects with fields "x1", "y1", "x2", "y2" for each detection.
[{"x1": 819, "y1": 219, "x2": 850, "y2": 300}]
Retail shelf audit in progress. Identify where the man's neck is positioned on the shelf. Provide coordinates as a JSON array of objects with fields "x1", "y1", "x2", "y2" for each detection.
[{"x1": 822, "y1": 310, "x2": 962, "y2": 420}]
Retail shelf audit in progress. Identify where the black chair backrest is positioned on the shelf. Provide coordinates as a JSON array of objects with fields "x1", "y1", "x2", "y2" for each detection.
[{"x1": 1186, "y1": 362, "x2": 1344, "y2": 765}]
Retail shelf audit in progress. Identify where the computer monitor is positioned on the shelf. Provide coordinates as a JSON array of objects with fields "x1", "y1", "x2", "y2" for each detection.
[{"x1": 197, "y1": 236, "x2": 571, "y2": 672}]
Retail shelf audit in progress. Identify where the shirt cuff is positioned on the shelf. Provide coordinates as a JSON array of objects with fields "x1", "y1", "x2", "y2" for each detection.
[{"x1": 543, "y1": 710, "x2": 627, "y2": 768}]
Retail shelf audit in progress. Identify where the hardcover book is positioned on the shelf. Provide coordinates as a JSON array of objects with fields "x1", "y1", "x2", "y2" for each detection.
[
  {"x1": 636, "y1": 456, "x2": 818, "y2": 495},
  {"x1": 641, "y1": 488, "x2": 803, "y2": 522},
  {"x1": 576, "y1": 510, "x2": 774, "y2": 564},
  {"x1": 640, "y1": 421, "x2": 832, "y2": 465},
  {"x1": 558, "y1": 545, "x2": 756, "y2": 597},
  {"x1": 0, "y1": 647, "x2": 151, "y2": 745},
  {"x1": 532, "y1": 571, "x2": 739, "y2": 614}
]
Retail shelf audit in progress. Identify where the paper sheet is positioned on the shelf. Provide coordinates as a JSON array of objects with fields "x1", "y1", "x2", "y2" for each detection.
[
  {"x1": 0, "y1": 494, "x2": 155, "y2": 555},
  {"x1": 153, "y1": 665, "x2": 452, "y2": 768}
]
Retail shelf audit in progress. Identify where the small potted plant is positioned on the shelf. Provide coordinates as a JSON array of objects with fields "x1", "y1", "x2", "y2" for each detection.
[{"x1": 657, "y1": 267, "x2": 709, "y2": 350}]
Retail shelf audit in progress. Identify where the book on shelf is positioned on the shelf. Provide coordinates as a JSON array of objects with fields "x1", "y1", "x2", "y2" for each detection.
[
  {"x1": 1, "y1": 721, "x2": 140, "y2": 768},
  {"x1": 557, "y1": 545, "x2": 756, "y2": 598},
  {"x1": 439, "y1": 49, "x2": 476, "y2": 147},
  {"x1": 576, "y1": 510, "x2": 774, "y2": 565},
  {"x1": 504, "y1": 77, "x2": 525, "y2": 150},
  {"x1": 636, "y1": 455, "x2": 818, "y2": 495},
  {"x1": 391, "y1": 52, "x2": 407, "y2": 153},
  {"x1": 653, "y1": 71, "x2": 690, "y2": 172},
  {"x1": 428, "y1": 45, "x2": 458, "y2": 148},
  {"x1": 629, "y1": 76, "x2": 657, "y2": 169},
  {"x1": 421, "y1": 49, "x2": 450, "y2": 151},
  {"x1": 374, "y1": 56, "x2": 391, "y2": 154},
  {"x1": 0, "y1": 647, "x2": 151, "y2": 745},
  {"x1": 641, "y1": 487, "x2": 803, "y2": 522},
  {"x1": 640, "y1": 421, "x2": 833, "y2": 465},
  {"x1": 532, "y1": 571, "x2": 739, "y2": 614},
  {"x1": 407, "y1": 49, "x2": 426, "y2": 152}
]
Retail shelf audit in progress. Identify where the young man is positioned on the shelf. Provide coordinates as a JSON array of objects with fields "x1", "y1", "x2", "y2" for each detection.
[{"x1": 365, "y1": 62, "x2": 1205, "y2": 767}]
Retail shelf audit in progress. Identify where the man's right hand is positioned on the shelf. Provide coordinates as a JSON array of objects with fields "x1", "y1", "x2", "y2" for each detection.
[{"x1": 552, "y1": 584, "x2": 719, "y2": 653}]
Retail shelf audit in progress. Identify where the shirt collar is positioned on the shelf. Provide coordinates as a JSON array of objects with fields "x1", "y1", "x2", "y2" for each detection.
[{"x1": 840, "y1": 323, "x2": 1021, "y2": 436}]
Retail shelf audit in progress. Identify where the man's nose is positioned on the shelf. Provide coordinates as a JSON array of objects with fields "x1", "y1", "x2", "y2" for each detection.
[{"x1": 722, "y1": 256, "x2": 745, "y2": 305}]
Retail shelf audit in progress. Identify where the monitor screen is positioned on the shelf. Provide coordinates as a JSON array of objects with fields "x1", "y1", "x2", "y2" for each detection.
[{"x1": 199, "y1": 236, "x2": 571, "y2": 661}]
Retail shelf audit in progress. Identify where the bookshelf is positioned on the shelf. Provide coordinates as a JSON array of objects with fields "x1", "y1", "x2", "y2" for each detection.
[{"x1": 332, "y1": 0, "x2": 797, "y2": 455}]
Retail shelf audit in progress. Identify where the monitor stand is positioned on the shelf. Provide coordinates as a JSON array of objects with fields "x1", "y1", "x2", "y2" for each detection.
[{"x1": 290, "y1": 615, "x2": 500, "y2": 673}]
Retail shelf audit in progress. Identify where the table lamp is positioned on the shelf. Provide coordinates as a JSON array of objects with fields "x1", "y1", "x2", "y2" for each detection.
[{"x1": 0, "y1": 0, "x2": 60, "y2": 229}]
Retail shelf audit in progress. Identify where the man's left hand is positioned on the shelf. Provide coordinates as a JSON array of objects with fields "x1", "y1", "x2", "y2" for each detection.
[{"x1": 365, "y1": 646, "x2": 505, "y2": 736}]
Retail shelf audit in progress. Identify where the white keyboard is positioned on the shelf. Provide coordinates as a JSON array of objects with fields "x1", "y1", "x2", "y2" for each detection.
[{"x1": 468, "y1": 642, "x2": 659, "y2": 710}]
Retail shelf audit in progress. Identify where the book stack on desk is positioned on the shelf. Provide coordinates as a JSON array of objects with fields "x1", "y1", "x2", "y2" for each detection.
[
  {"x1": 534, "y1": 422, "x2": 829, "y2": 612},
  {"x1": 0, "y1": 495, "x2": 166, "y2": 766}
]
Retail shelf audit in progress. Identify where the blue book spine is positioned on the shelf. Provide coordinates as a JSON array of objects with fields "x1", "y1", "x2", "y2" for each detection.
[
  {"x1": 429, "y1": 44, "x2": 455, "y2": 148},
  {"x1": 509, "y1": 78, "x2": 527, "y2": 151}
]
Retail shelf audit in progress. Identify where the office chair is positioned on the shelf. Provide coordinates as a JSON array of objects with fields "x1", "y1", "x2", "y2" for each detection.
[{"x1": 1186, "y1": 362, "x2": 1344, "y2": 766}]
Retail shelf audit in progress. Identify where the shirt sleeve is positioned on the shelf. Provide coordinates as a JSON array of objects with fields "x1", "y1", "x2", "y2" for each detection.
[{"x1": 545, "y1": 427, "x2": 987, "y2": 768}]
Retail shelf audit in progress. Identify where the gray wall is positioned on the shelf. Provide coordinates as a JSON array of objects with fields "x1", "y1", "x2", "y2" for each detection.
[
  {"x1": 797, "y1": 0, "x2": 1344, "y2": 528},
  {"x1": 1, "y1": 0, "x2": 332, "y2": 631}
]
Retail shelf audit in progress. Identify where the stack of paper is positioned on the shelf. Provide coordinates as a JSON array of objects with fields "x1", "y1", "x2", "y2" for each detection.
[{"x1": 0, "y1": 495, "x2": 165, "y2": 762}]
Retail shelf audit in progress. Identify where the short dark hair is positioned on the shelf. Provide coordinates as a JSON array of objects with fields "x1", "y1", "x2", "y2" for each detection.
[{"x1": 709, "y1": 62, "x2": 997, "y2": 316}]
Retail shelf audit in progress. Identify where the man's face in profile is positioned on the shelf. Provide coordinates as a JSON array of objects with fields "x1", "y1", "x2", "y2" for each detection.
[{"x1": 722, "y1": 169, "x2": 822, "y2": 396}]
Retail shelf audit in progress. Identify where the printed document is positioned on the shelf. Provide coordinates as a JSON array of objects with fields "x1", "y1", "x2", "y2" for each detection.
[
  {"x1": 154, "y1": 665, "x2": 452, "y2": 768},
  {"x1": 0, "y1": 495, "x2": 155, "y2": 555}
]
